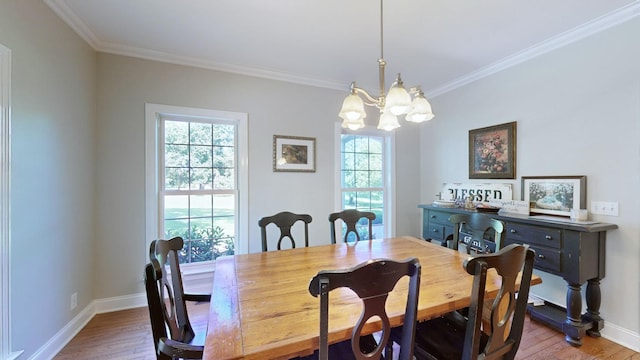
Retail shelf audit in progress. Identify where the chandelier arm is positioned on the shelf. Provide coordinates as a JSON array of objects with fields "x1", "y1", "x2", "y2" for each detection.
[{"x1": 352, "y1": 87, "x2": 380, "y2": 106}]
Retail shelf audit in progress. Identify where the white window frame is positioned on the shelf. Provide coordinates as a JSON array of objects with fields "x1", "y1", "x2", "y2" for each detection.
[
  {"x1": 334, "y1": 123, "x2": 396, "y2": 238},
  {"x1": 145, "y1": 103, "x2": 249, "y2": 273}
]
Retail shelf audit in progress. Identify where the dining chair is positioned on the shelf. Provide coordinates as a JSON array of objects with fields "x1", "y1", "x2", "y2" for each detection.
[
  {"x1": 145, "y1": 237, "x2": 211, "y2": 360},
  {"x1": 448, "y1": 213, "x2": 505, "y2": 254},
  {"x1": 328, "y1": 209, "x2": 376, "y2": 244},
  {"x1": 410, "y1": 244, "x2": 535, "y2": 360},
  {"x1": 259, "y1": 211, "x2": 312, "y2": 252},
  {"x1": 308, "y1": 257, "x2": 421, "y2": 360},
  {"x1": 448, "y1": 213, "x2": 506, "y2": 327}
]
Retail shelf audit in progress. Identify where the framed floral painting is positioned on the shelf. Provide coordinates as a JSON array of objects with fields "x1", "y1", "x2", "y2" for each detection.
[{"x1": 468, "y1": 121, "x2": 516, "y2": 179}]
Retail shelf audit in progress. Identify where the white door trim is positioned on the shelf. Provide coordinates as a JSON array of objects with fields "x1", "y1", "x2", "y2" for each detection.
[{"x1": 1, "y1": 43, "x2": 22, "y2": 360}]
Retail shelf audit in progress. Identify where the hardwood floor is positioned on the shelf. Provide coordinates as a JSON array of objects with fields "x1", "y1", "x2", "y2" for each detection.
[{"x1": 54, "y1": 303, "x2": 639, "y2": 360}]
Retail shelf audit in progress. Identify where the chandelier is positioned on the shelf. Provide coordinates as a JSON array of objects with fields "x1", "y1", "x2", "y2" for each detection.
[{"x1": 338, "y1": 0, "x2": 435, "y2": 131}]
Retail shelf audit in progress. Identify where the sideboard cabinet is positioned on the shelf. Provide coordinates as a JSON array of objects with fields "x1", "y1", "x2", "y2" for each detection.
[{"x1": 419, "y1": 204, "x2": 618, "y2": 346}]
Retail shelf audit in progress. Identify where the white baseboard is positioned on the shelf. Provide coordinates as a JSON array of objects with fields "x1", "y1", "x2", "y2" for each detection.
[
  {"x1": 602, "y1": 322, "x2": 640, "y2": 352},
  {"x1": 6, "y1": 350, "x2": 23, "y2": 360},
  {"x1": 28, "y1": 272, "x2": 211, "y2": 360},
  {"x1": 27, "y1": 293, "x2": 147, "y2": 360},
  {"x1": 93, "y1": 293, "x2": 147, "y2": 314},
  {"x1": 529, "y1": 292, "x2": 639, "y2": 352},
  {"x1": 27, "y1": 302, "x2": 95, "y2": 360}
]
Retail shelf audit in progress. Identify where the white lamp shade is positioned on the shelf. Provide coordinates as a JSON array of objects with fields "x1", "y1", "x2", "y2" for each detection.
[
  {"x1": 341, "y1": 117, "x2": 365, "y2": 130},
  {"x1": 377, "y1": 111, "x2": 400, "y2": 131},
  {"x1": 405, "y1": 95, "x2": 434, "y2": 122},
  {"x1": 338, "y1": 94, "x2": 366, "y2": 121},
  {"x1": 385, "y1": 84, "x2": 412, "y2": 116}
]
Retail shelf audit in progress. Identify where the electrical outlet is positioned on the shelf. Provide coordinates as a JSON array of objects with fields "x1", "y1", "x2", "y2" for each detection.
[
  {"x1": 70, "y1": 292, "x2": 77, "y2": 310},
  {"x1": 591, "y1": 201, "x2": 619, "y2": 216}
]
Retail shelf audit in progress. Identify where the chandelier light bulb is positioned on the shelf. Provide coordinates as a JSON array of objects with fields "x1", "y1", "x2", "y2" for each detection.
[
  {"x1": 377, "y1": 111, "x2": 400, "y2": 131},
  {"x1": 406, "y1": 94, "x2": 434, "y2": 123},
  {"x1": 385, "y1": 75, "x2": 412, "y2": 116},
  {"x1": 338, "y1": 93, "x2": 367, "y2": 122}
]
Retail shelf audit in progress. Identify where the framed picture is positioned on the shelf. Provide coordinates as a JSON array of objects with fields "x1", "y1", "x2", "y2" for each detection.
[
  {"x1": 521, "y1": 176, "x2": 586, "y2": 217},
  {"x1": 273, "y1": 135, "x2": 316, "y2": 172},
  {"x1": 469, "y1": 121, "x2": 516, "y2": 179}
]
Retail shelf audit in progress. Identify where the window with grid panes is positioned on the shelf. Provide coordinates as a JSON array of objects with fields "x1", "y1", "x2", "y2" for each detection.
[
  {"x1": 339, "y1": 132, "x2": 388, "y2": 240},
  {"x1": 160, "y1": 116, "x2": 238, "y2": 264}
]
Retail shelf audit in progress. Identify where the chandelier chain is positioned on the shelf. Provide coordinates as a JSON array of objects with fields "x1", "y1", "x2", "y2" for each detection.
[{"x1": 380, "y1": 0, "x2": 384, "y2": 60}]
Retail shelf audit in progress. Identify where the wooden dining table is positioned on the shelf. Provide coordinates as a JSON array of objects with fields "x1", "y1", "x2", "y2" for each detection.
[{"x1": 203, "y1": 236, "x2": 541, "y2": 360}]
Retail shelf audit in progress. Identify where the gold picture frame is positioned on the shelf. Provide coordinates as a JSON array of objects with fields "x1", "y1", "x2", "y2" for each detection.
[{"x1": 469, "y1": 121, "x2": 516, "y2": 179}]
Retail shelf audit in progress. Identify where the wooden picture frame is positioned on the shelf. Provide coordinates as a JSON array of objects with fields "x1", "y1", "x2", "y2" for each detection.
[
  {"x1": 521, "y1": 175, "x2": 586, "y2": 217},
  {"x1": 469, "y1": 121, "x2": 516, "y2": 179},
  {"x1": 273, "y1": 135, "x2": 316, "y2": 172}
]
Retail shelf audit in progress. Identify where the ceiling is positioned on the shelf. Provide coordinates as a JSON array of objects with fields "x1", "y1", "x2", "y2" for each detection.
[{"x1": 45, "y1": 0, "x2": 640, "y2": 97}]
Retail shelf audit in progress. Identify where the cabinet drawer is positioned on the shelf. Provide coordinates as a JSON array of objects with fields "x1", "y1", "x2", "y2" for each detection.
[
  {"x1": 427, "y1": 210, "x2": 452, "y2": 225},
  {"x1": 504, "y1": 239, "x2": 561, "y2": 274},
  {"x1": 427, "y1": 225, "x2": 450, "y2": 241},
  {"x1": 506, "y1": 223, "x2": 562, "y2": 249}
]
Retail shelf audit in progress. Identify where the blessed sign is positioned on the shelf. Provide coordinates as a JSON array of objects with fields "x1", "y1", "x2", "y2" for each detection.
[{"x1": 442, "y1": 183, "x2": 513, "y2": 203}]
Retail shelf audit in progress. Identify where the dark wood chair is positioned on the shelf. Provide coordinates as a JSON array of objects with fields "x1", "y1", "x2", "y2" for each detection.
[
  {"x1": 411, "y1": 244, "x2": 535, "y2": 360},
  {"x1": 448, "y1": 213, "x2": 505, "y2": 254},
  {"x1": 308, "y1": 257, "x2": 421, "y2": 360},
  {"x1": 258, "y1": 211, "x2": 312, "y2": 252},
  {"x1": 145, "y1": 237, "x2": 211, "y2": 360},
  {"x1": 328, "y1": 209, "x2": 376, "y2": 244}
]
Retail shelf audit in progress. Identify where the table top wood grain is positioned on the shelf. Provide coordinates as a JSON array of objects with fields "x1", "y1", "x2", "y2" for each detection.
[{"x1": 203, "y1": 236, "x2": 541, "y2": 360}]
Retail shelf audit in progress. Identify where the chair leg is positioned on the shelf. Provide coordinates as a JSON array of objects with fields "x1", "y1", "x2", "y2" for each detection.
[{"x1": 384, "y1": 342, "x2": 393, "y2": 359}]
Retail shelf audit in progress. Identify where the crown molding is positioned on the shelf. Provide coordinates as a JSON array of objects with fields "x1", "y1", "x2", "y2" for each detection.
[
  {"x1": 425, "y1": 1, "x2": 640, "y2": 98},
  {"x1": 45, "y1": 0, "x2": 640, "y2": 96},
  {"x1": 44, "y1": 0, "x2": 101, "y2": 48},
  {"x1": 98, "y1": 40, "x2": 346, "y2": 90}
]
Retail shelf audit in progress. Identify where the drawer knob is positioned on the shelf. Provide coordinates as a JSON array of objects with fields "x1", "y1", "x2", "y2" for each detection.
[
  {"x1": 538, "y1": 254, "x2": 546, "y2": 260},
  {"x1": 510, "y1": 229, "x2": 517, "y2": 233},
  {"x1": 431, "y1": 215, "x2": 436, "y2": 219},
  {"x1": 432, "y1": 228, "x2": 438, "y2": 233},
  {"x1": 545, "y1": 235, "x2": 552, "y2": 240}
]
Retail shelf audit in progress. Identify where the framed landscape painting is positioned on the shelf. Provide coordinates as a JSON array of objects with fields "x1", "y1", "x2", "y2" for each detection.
[
  {"x1": 273, "y1": 135, "x2": 316, "y2": 172},
  {"x1": 469, "y1": 121, "x2": 516, "y2": 179},
  {"x1": 522, "y1": 175, "x2": 586, "y2": 216}
]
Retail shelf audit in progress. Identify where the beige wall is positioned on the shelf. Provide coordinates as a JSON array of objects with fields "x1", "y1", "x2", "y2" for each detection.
[
  {"x1": 420, "y1": 17, "x2": 640, "y2": 346},
  {"x1": 94, "y1": 53, "x2": 422, "y2": 298},
  {"x1": 0, "y1": 0, "x2": 97, "y2": 357}
]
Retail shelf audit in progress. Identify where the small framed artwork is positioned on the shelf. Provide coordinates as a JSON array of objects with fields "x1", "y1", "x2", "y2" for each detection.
[
  {"x1": 522, "y1": 176, "x2": 586, "y2": 217},
  {"x1": 273, "y1": 135, "x2": 316, "y2": 172},
  {"x1": 469, "y1": 121, "x2": 516, "y2": 179}
]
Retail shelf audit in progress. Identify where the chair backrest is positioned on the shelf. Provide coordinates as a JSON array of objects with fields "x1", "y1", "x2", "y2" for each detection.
[
  {"x1": 309, "y1": 258, "x2": 421, "y2": 360},
  {"x1": 448, "y1": 213, "x2": 504, "y2": 254},
  {"x1": 328, "y1": 209, "x2": 376, "y2": 244},
  {"x1": 462, "y1": 243, "x2": 535, "y2": 360},
  {"x1": 258, "y1": 211, "x2": 312, "y2": 252},
  {"x1": 148, "y1": 237, "x2": 195, "y2": 344},
  {"x1": 144, "y1": 262, "x2": 172, "y2": 360}
]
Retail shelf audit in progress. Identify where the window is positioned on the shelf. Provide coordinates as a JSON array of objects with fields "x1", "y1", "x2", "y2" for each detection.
[
  {"x1": 336, "y1": 127, "x2": 395, "y2": 240},
  {"x1": 146, "y1": 104, "x2": 248, "y2": 266}
]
